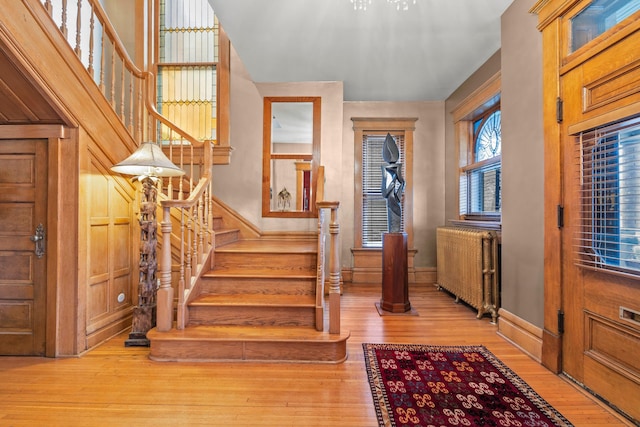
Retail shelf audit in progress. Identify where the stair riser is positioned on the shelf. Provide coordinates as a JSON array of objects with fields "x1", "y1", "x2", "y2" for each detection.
[
  {"x1": 215, "y1": 252, "x2": 316, "y2": 274},
  {"x1": 149, "y1": 339, "x2": 347, "y2": 363},
  {"x1": 212, "y1": 217, "x2": 224, "y2": 230},
  {"x1": 199, "y1": 277, "x2": 316, "y2": 295},
  {"x1": 189, "y1": 306, "x2": 316, "y2": 327},
  {"x1": 214, "y1": 230, "x2": 240, "y2": 247}
]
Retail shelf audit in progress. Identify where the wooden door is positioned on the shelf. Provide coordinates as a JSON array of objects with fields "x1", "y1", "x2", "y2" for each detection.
[
  {"x1": 560, "y1": 43, "x2": 640, "y2": 420},
  {"x1": 0, "y1": 139, "x2": 47, "y2": 356}
]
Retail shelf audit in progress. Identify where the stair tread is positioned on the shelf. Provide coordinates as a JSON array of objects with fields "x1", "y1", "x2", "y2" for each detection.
[
  {"x1": 149, "y1": 325, "x2": 350, "y2": 342},
  {"x1": 204, "y1": 266, "x2": 317, "y2": 278},
  {"x1": 191, "y1": 293, "x2": 315, "y2": 306},
  {"x1": 216, "y1": 238, "x2": 316, "y2": 254}
]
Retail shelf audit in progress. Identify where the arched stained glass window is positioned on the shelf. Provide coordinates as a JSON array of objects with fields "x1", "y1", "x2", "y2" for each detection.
[{"x1": 475, "y1": 110, "x2": 501, "y2": 161}]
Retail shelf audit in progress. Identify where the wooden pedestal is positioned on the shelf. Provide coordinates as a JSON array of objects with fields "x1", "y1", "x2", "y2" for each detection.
[{"x1": 380, "y1": 232, "x2": 411, "y2": 313}]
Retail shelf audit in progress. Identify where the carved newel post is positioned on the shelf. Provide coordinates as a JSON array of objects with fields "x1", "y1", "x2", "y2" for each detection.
[{"x1": 380, "y1": 133, "x2": 411, "y2": 313}]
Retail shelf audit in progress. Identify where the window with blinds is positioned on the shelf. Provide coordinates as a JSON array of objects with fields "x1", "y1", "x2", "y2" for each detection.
[
  {"x1": 158, "y1": 0, "x2": 219, "y2": 142},
  {"x1": 362, "y1": 133, "x2": 405, "y2": 247},
  {"x1": 576, "y1": 116, "x2": 640, "y2": 276}
]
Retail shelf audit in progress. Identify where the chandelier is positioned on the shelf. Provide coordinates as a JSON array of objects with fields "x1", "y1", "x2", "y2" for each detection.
[
  {"x1": 350, "y1": 0, "x2": 371, "y2": 10},
  {"x1": 387, "y1": 0, "x2": 416, "y2": 11},
  {"x1": 351, "y1": 0, "x2": 416, "y2": 11}
]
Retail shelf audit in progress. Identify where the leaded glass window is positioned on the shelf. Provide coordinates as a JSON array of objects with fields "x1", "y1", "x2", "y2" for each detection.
[{"x1": 158, "y1": 0, "x2": 219, "y2": 142}]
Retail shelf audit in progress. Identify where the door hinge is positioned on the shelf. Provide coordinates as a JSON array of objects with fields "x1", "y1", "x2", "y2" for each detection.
[
  {"x1": 556, "y1": 97, "x2": 563, "y2": 123},
  {"x1": 558, "y1": 310, "x2": 565, "y2": 334},
  {"x1": 557, "y1": 205, "x2": 564, "y2": 228}
]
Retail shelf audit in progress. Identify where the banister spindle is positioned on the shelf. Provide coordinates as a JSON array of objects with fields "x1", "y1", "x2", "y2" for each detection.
[
  {"x1": 60, "y1": 0, "x2": 68, "y2": 38},
  {"x1": 87, "y1": 5, "x2": 95, "y2": 76},
  {"x1": 74, "y1": 0, "x2": 82, "y2": 57},
  {"x1": 177, "y1": 209, "x2": 186, "y2": 329}
]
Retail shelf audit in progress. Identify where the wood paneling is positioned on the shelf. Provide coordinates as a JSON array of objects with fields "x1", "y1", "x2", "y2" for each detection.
[{"x1": 0, "y1": 48, "x2": 63, "y2": 125}]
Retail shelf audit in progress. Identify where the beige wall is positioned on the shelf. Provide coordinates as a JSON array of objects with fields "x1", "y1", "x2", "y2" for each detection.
[
  {"x1": 500, "y1": 0, "x2": 544, "y2": 326},
  {"x1": 444, "y1": 0, "x2": 544, "y2": 328}
]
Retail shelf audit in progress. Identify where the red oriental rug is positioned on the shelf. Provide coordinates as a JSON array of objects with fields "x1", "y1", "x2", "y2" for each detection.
[{"x1": 363, "y1": 343, "x2": 573, "y2": 427}]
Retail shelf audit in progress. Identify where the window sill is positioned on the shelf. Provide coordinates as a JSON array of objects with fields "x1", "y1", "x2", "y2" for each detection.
[{"x1": 449, "y1": 219, "x2": 502, "y2": 231}]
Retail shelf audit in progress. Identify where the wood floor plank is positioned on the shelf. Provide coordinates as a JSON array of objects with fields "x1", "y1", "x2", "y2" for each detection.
[{"x1": 0, "y1": 283, "x2": 633, "y2": 426}]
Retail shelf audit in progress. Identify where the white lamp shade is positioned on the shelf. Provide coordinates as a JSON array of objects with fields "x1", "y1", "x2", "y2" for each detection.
[{"x1": 111, "y1": 142, "x2": 185, "y2": 177}]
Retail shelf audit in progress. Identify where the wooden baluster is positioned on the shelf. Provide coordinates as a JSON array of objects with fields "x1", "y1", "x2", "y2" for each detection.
[
  {"x1": 136, "y1": 82, "x2": 143, "y2": 142},
  {"x1": 185, "y1": 208, "x2": 193, "y2": 284},
  {"x1": 44, "y1": 0, "x2": 53, "y2": 15},
  {"x1": 74, "y1": 0, "x2": 82, "y2": 57},
  {"x1": 87, "y1": 5, "x2": 94, "y2": 76},
  {"x1": 177, "y1": 209, "x2": 186, "y2": 329},
  {"x1": 166, "y1": 129, "x2": 174, "y2": 199},
  {"x1": 198, "y1": 198, "x2": 205, "y2": 265},
  {"x1": 315, "y1": 207, "x2": 326, "y2": 331},
  {"x1": 189, "y1": 143, "x2": 194, "y2": 192},
  {"x1": 99, "y1": 30, "x2": 105, "y2": 93},
  {"x1": 191, "y1": 204, "x2": 198, "y2": 272},
  {"x1": 60, "y1": 0, "x2": 68, "y2": 38},
  {"x1": 128, "y1": 72, "x2": 134, "y2": 133},
  {"x1": 179, "y1": 137, "x2": 185, "y2": 200},
  {"x1": 110, "y1": 42, "x2": 115, "y2": 107},
  {"x1": 157, "y1": 205, "x2": 173, "y2": 332},
  {"x1": 120, "y1": 60, "x2": 125, "y2": 120}
]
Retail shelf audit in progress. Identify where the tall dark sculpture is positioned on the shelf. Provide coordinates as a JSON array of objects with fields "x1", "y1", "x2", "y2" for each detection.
[
  {"x1": 381, "y1": 133, "x2": 405, "y2": 231},
  {"x1": 379, "y1": 133, "x2": 411, "y2": 313}
]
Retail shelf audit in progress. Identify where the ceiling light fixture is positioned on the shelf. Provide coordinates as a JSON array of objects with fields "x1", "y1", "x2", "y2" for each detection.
[
  {"x1": 387, "y1": 0, "x2": 416, "y2": 11},
  {"x1": 350, "y1": 0, "x2": 371, "y2": 10},
  {"x1": 351, "y1": 0, "x2": 416, "y2": 11}
]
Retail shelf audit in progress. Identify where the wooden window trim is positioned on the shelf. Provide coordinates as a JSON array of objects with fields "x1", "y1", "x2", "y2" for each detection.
[{"x1": 452, "y1": 73, "x2": 502, "y2": 223}]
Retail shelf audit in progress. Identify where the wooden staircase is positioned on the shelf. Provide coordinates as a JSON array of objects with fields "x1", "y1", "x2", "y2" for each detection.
[{"x1": 147, "y1": 215, "x2": 350, "y2": 363}]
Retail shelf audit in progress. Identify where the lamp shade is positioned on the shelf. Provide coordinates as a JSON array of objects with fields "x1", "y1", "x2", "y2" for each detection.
[{"x1": 111, "y1": 141, "x2": 185, "y2": 177}]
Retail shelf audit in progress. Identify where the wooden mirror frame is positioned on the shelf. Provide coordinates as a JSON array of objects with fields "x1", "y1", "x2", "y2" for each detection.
[{"x1": 262, "y1": 96, "x2": 321, "y2": 218}]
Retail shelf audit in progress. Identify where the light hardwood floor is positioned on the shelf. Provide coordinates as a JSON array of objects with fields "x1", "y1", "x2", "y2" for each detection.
[{"x1": 0, "y1": 284, "x2": 633, "y2": 426}]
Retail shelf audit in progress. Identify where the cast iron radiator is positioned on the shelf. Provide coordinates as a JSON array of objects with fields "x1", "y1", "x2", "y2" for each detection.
[{"x1": 436, "y1": 226, "x2": 499, "y2": 323}]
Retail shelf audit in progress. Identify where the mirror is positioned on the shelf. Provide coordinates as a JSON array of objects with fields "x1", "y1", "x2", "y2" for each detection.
[{"x1": 262, "y1": 96, "x2": 321, "y2": 217}]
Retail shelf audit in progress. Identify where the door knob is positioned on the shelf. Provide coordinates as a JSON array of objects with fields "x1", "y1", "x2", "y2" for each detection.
[{"x1": 30, "y1": 223, "x2": 45, "y2": 258}]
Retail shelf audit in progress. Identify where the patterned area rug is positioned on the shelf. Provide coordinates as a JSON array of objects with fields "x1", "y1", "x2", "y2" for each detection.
[{"x1": 363, "y1": 343, "x2": 573, "y2": 427}]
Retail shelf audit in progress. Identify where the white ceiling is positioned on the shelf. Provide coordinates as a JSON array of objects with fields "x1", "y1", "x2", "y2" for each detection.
[{"x1": 208, "y1": 0, "x2": 515, "y2": 102}]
